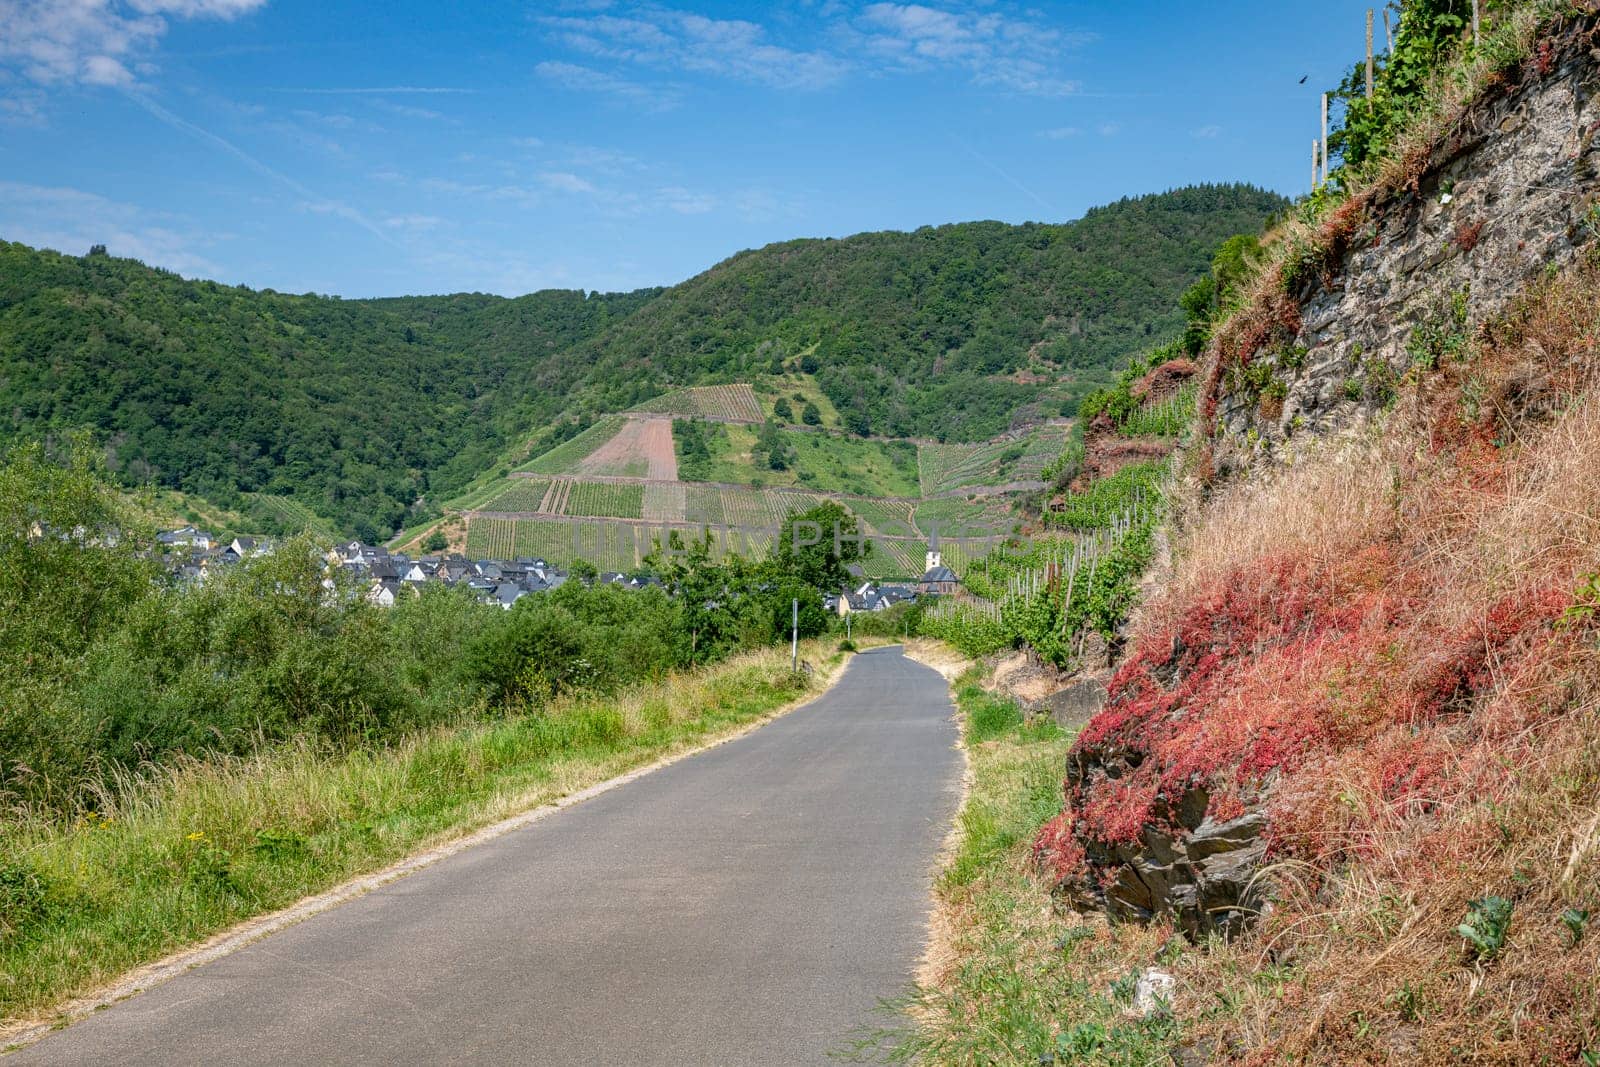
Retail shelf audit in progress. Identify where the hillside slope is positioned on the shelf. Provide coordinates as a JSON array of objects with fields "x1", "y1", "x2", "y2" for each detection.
[
  {"x1": 0, "y1": 244, "x2": 649, "y2": 538},
  {"x1": 1020, "y1": 8, "x2": 1600, "y2": 1062},
  {"x1": 0, "y1": 184, "x2": 1282, "y2": 539},
  {"x1": 558, "y1": 184, "x2": 1287, "y2": 441}
]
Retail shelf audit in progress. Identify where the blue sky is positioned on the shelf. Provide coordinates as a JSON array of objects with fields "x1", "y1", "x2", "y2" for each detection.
[{"x1": 0, "y1": 1, "x2": 1374, "y2": 297}]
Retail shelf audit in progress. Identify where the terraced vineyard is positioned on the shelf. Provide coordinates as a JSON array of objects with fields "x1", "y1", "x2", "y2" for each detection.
[
  {"x1": 518, "y1": 417, "x2": 625, "y2": 475},
  {"x1": 480, "y1": 479, "x2": 550, "y2": 512},
  {"x1": 914, "y1": 496, "x2": 1013, "y2": 539},
  {"x1": 563, "y1": 481, "x2": 644, "y2": 519},
  {"x1": 633, "y1": 384, "x2": 763, "y2": 422},
  {"x1": 844, "y1": 497, "x2": 918, "y2": 538},
  {"x1": 683, "y1": 485, "x2": 724, "y2": 526},
  {"x1": 917, "y1": 424, "x2": 1062, "y2": 496}
]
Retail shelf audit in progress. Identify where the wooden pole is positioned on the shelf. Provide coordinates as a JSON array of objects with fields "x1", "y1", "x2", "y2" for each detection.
[
  {"x1": 1313, "y1": 139, "x2": 1320, "y2": 191},
  {"x1": 1366, "y1": 9, "x2": 1375, "y2": 101},
  {"x1": 1383, "y1": 7, "x2": 1392, "y2": 52},
  {"x1": 1321, "y1": 92, "x2": 1330, "y2": 183},
  {"x1": 790, "y1": 598, "x2": 798, "y2": 670},
  {"x1": 1472, "y1": 0, "x2": 1480, "y2": 45}
]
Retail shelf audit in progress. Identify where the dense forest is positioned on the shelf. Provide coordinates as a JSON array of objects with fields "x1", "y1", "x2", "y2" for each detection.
[
  {"x1": 560, "y1": 184, "x2": 1286, "y2": 440},
  {"x1": 0, "y1": 183, "x2": 1283, "y2": 537},
  {"x1": 0, "y1": 245, "x2": 652, "y2": 538}
]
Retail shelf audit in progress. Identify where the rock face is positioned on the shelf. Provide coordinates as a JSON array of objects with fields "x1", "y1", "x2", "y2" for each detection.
[
  {"x1": 1036, "y1": 678, "x2": 1109, "y2": 731},
  {"x1": 1061, "y1": 738, "x2": 1267, "y2": 938},
  {"x1": 1214, "y1": 16, "x2": 1600, "y2": 474}
]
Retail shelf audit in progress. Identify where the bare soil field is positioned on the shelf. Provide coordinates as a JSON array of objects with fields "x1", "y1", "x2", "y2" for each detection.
[{"x1": 578, "y1": 417, "x2": 678, "y2": 481}]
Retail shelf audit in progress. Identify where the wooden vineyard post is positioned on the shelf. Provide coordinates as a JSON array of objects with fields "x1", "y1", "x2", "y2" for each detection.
[
  {"x1": 1321, "y1": 92, "x2": 1329, "y2": 185},
  {"x1": 1366, "y1": 9, "x2": 1375, "y2": 101}
]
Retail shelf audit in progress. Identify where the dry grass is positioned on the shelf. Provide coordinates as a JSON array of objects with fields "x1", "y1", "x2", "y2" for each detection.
[{"x1": 1059, "y1": 252, "x2": 1600, "y2": 1063}]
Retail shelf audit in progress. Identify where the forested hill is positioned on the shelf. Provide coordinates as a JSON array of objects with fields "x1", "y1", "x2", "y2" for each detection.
[
  {"x1": 551, "y1": 184, "x2": 1287, "y2": 439},
  {"x1": 0, "y1": 245, "x2": 652, "y2": 538},
  {"x1": 0, "y1": 183, "x2": 1284, "y2": 538}
]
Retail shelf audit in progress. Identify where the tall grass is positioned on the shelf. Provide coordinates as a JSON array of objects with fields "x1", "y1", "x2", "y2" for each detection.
[{"x1": 0, "y1": 643, "x2": 839, "y2": 1029}]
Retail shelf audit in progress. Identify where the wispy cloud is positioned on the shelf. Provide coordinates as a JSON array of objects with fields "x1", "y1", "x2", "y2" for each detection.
[
  {"x1": 368, "y1": 98, "x2": 451, "y2": 122},
  {"x1": 1192, "y1": 124, "x2": 1222, "y2": 138},
  {"x1": 535, "y1": 60, "x2": 677, "y2": 110},
  {"x1": 849, "y1": 3, "x2": 1089, "y2": 97},
  {"x1": 124, "y1": 90, "x2": 399, "y2": 246},
  {"x1": 0, "y1": 0, "x2": 267, "y2": 90},
  {"x1": 539, "y1": 8, "x2": 848, "y2": 91},
  {"x1": 269, "y1": 86, "x2": 476, "y2": 94},
  {"x1": 0, "y1": 179, "x2": 223, "y2": 276},
  {"x1": 538, "y1": 170, "x2": 598, "y2": 195},
  {"x1": 1038, "y1": 126, "x2": 1080, "y2": 140}
]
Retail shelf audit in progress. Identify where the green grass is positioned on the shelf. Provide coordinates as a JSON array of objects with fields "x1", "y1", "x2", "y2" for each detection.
[
  {"x1": 0, "y1": 645, "x2": 843, "y2": 1029},
  {"x1": 517, "y1": 417, "x2": 625, "y2": 475},
  {"x1": 684, "y1": 423, "x2": 919, "y2": 498},
  {"x1": 751, "y1": 372, "x2": 841, "y2": 428},
  {"x1": 848, "y1": 661, "x2": 1180, "y2": 1064}
]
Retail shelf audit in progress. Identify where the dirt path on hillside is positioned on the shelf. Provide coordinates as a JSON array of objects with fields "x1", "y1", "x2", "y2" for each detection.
[{"x1": 578, "y1": 416, "x2": 678, "y2": 481}]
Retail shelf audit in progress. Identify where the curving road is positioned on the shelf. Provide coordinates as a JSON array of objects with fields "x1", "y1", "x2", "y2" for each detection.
[{"x1": 12, "y1": 646, "x2": 962, "y2": 1066}]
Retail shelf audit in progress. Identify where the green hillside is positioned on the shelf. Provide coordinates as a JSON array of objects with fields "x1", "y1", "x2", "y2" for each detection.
[
  {"x1": 0, "y1": 183, "x2": 1283, "y2": 539},
  {"x1": 0, "y1": 243, "x2": 650, "y2": 539},
  {"x1": 557, "y1": 184, "x2": 1287, "y2": 440}
]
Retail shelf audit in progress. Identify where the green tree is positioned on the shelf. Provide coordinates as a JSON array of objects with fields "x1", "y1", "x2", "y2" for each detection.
[
  {"x1": 772, "y1": 501, "x2": 869, "y2": 592},
  {"x1": 801, "y1": 401, "x2": 822, "y2": 426},
  {"x1": 773, "y1": 397, "x2": 794, "y2": 421}
]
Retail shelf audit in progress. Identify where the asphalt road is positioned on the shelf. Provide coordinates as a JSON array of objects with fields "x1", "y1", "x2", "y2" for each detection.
[{"x1": 14, "y1": 646, "x2": 962, "y2": 1066}]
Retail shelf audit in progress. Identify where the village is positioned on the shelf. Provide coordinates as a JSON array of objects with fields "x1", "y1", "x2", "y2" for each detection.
[{"x1": 152, "y1": 524, "x2": 962, "y2": 615}]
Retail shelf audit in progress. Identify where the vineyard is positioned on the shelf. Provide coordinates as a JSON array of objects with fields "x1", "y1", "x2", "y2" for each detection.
[
  {"x1": 914, "y1": 496, "x2": 1011, "y2": 539},
  {"x1": 479, "y1": 479, "x2": 550, "y2": 512},
  {"x1": 916, "y1": 424, "x2": 1063, "y2": 496},
  {"x1": 844, "y1": 497, "x2": 918, "y2": 538},
  {"x1": 633, "y1": 384, "x2": 764, "y2": 422},
  {"x1": 518, "y1": 417, "x2": 626, "y2": 475},
  {"x1": 642, "y1": 482, "x2": 687, "y2": 522},
  {"x1": 563, "y1": 481, "x2": 645, "y2": 519},
  {"x1": 244, "y1": 493, "x2": 337, "y2": 537}
]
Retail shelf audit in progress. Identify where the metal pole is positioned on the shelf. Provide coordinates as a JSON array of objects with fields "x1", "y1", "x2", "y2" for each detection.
[
  {"x1": 791, "y1": 598, "x2": 799, "y2": 670},
  {"x1": 1383, "y1": 6, "x2": 1392, "y2": 52}
]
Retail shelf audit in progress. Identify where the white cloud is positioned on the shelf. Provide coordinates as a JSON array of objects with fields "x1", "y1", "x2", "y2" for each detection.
[
  {"x1": 539, "y1": 8, "x2": 848, "y2": 91},
  {"x1": 0, "y1": 0, "x2": 267, "y2": 89},
  {"x1": 1192, "y1": 124, "x2": 1221, "y2": 138},
  {"x1": 535, "y1": 60, "x2": 677, "y2": 110},
  {"x1": 1039, "y1": 126, "x2": 1080, "y2": 140},
  {"x1": 539, "y1": 170, "x2": 598, "y2": 195},
  {"x1": 657, "y1": 185, "x2": 715, "y2": 214},
  {"x1": 1098, "y1": 121, "x2": 1120, "y2": 136},
  {"x1": 0, "y1": 179, "x2": 223, "y2": 276},
  {"x1": 850, "y1": 3, "x2": 1087, "y2": 97}
]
